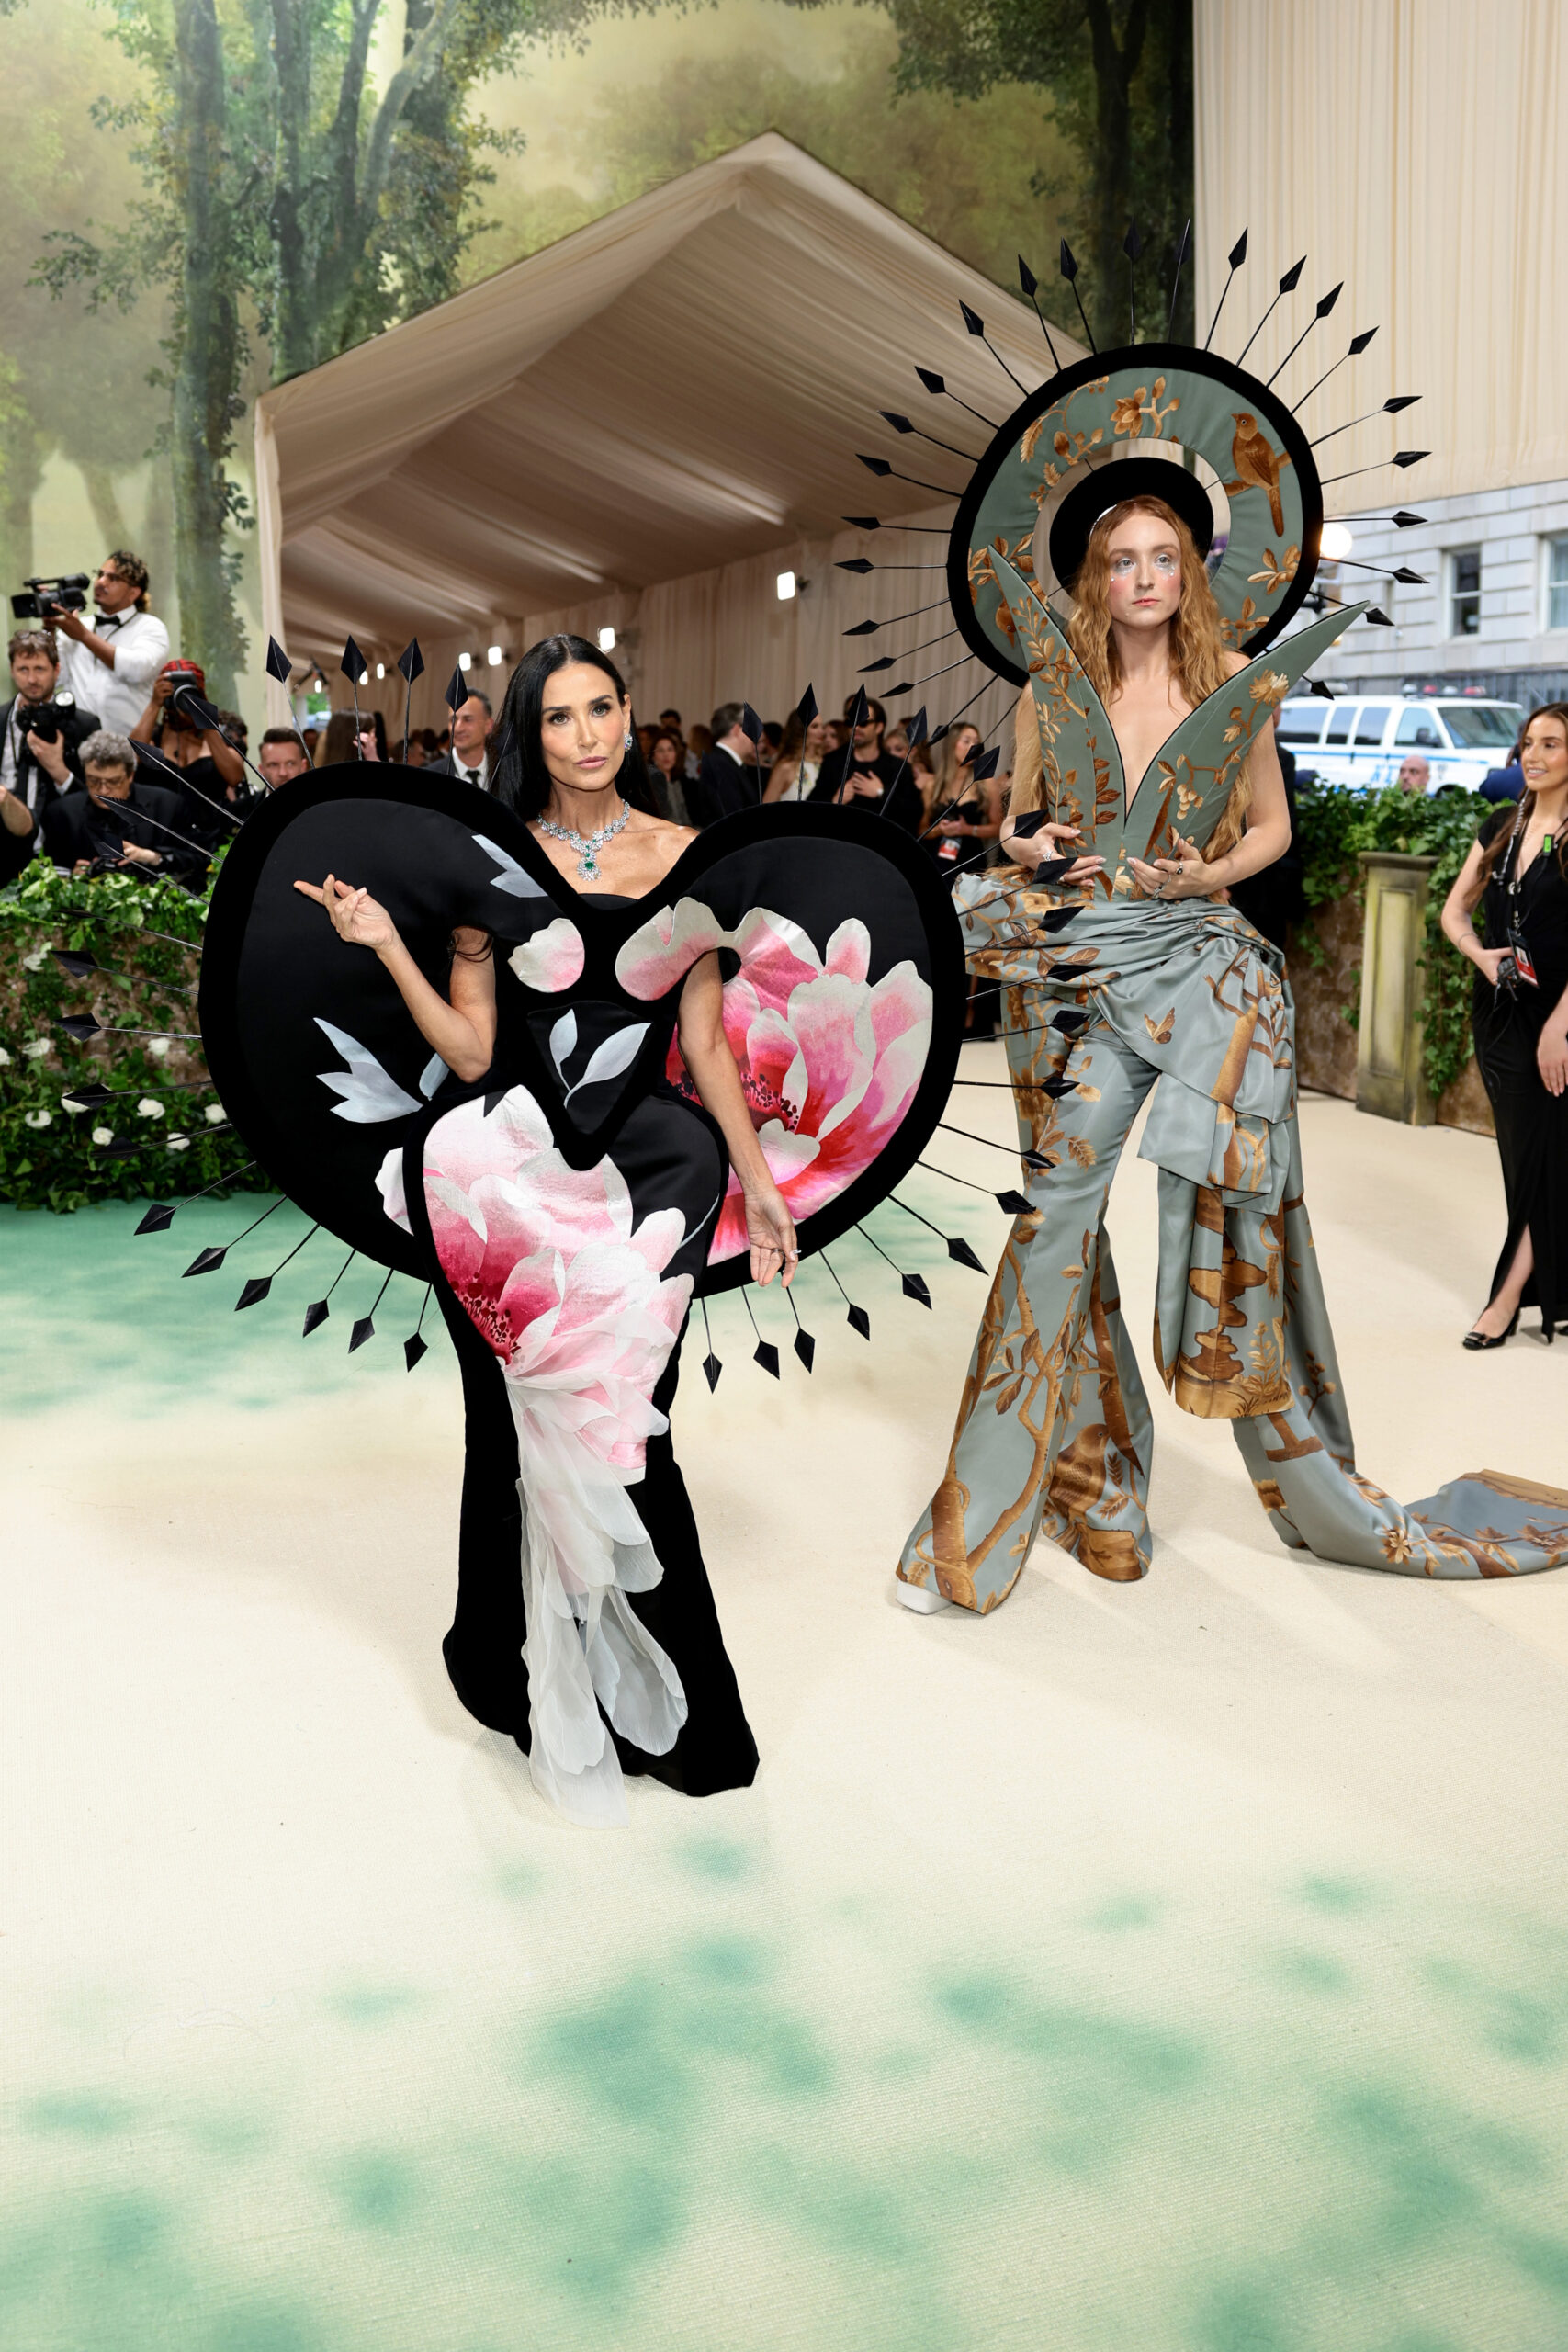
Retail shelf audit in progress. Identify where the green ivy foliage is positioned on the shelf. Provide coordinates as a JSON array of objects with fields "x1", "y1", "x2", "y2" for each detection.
[
  {"x1": 0, "y1": 856, "x2": 251, "y2": 1213},
  {"x1": 1294, "y1": 777, "x2": 1494, "y2": 1105}
]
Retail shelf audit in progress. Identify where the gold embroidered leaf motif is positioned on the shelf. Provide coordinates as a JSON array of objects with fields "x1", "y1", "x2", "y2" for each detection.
[
  {"x1": 1247, "y1": 546, "x2": 1300, "y2": 593},
  {"x1": 1144, "y1": 1010, "x2": 1175, "y2": 1045},
  {"x1": 1111, "y1": 390, "x2": 1146, "y2": 437},
  {"x1": 1068, "y1": 1136, "x2": 1097, "y2": 1167},
  {"x1": 1021, "y1": 417, "x2": 1045, "y2": 465},
  {"x1": 1249, "y1": 669, "x2": 1288, "y2": 707},
  {"x1": 994, "y1": 1376, "x2": 1025, "y2": 1415},
  {"x1": 1221, "y1": 703, "x2": 1248, "y2": 746}
]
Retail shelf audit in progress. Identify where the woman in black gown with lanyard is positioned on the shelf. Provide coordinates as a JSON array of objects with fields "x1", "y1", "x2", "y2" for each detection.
[{"x1": 1442, "y1": 702, "x2": 1568, "y2": 1345}]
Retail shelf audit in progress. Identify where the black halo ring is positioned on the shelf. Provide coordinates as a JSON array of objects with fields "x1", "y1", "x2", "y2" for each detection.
[
  {"x1": 1047, "y1": 455, "x2": 1217, "y2": 592},
  {"x1": 947, "y1": 339, "x2": 1326, "y2": 685}
]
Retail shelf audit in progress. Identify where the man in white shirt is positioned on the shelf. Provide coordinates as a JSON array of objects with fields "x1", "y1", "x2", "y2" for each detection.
[
  {"x1": 47, "y1": 551, "x2": 171, "y2": 737},
  {"x1": 432, "y1": 690, "x2": 496, "y2": 790}
]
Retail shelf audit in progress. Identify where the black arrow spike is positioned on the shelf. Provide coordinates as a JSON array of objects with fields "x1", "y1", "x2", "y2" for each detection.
[
  {"x1": 915, "y1": 363, "x2": 1000, "y2": 433},
  {"x1": 739, "y1": 703, "x2": 763, "y2": 748},
  {"x1": 856, "y1": 454, "x2": 963, "y2": 500},
  {"x1": 58, "y1": 1012, "x2": 102, "y2": 1041},
  {"x1": 1333, "y1": 510, "x2": 1427, "y2": 527},
  {"x1": 856, "y1": 1223, "x2": 932, "y2": 1306},
  {"x1": 1364, "y1": 608, "x2": 1394, "y2": 627},
  {"x1": 303, "y1": 1247, "x2": 356, "y2": 1336},
  {"x1": 1059, "y1": 239, "x2": 1095, "y2": 352},
  {"x1": 840, "y1": 516, "x2": 951, "y2": 536},
  {"x1": 340, "y1": 635, "x2": 367, "y2": 684},
  {"x1": 1308, "y1": 679, "x2": 1337, "y2": 699},
  {"x1": 445, "y1": 664, "x2": 468, "y2": 714},
  {"x1": 699, "y1": 1296, "x2": 722, "y2": 1390},
  {"x1": 397, "y1": 638, "x2": 424, "y2": 684},
  {"x1": 404, "y1": 1333, "x2": 429, "y2": 1372},
  {"x1": 837, "y1": 558, "x2": 874, "y2": 575},
  {"x1": 265, "y1": 635, "x2": 292, "y2": 684},
  {"x1": 783, "y1": 1285, "x2": 816, "y2": 1374},
  {"x1": 1052, "y1": 1006, "x2": 1092, "y2": 1033},
  {"x1": 1265, "y1": 281, "x2": 1343, "y2": 388},
  {"x1": 1167, "y1": 217, "x2": 1191, "y2": 338},
  {"x1": 236, "y1": 1276, "x2": 272, "y2": 1311},
  {"x1": 1319, "y1": 453, "x2": 1428, "y2": 489},
  {"x1": 1236, "y1": 255, "x2": 1307, "y2": 368},
  {"x1": 947, "y1": 1237, "x2": 986, "y2": 1272},
  {"x1": 996, "y1": 1189, "x2": 1033, "y2": 1216},
  {"x1": 1203, "y1": 227, "x2": 1248, "y2": 350},
  {"x1": 880, "y1": 410, "x2": 979, "y2": 466},
  {"x1": 938, "y1": 1119, "x2": 1050, "y2": 1171},
  {"x1": 958, "y1": 300, "x2": 1029, "y2": 395},
  {"x1": 1310, "y1": 397, "x2": 1422, "y2": 448},
  {"x1": 52, "y1": 949, "x2": 102, "y2": 978},
  {"x1": 795, "y1": 683, "x2": 818, "y2": 728},
  {"x1": 1122, "y1": 220, "x2": 1142, "y2": 344},
  {"x1": 349, "y1": 1267, "x2": 395, "y2": 1354},
  {"x1": 1291, "y1": 326, "x2": 1379, "y2": 412},
  {"x1": 819, "y1": 1250, "x2": 870, "y2": 1340},
  {"x1": 970, "y1": 746, "x2": 1001, "y2": 781},
  {"x1": 185, "y1": 1245, "x2": 228, "y2": 1278},
  {"x1": 135, "y1": 1202, "x2": 175, "y2": 1235},
  {"x1": 888, "y1": 1193, "x2": 987, "y2": 1272},
  {"x1": 1014, "y1": 258, "x2": 1063, "y2": 372}
]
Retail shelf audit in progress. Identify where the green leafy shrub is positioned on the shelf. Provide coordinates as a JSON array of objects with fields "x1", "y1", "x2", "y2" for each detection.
[
  {"x1": 1294, "y1": 777, "x2": 1493, "y2": 1103},
  {"x1": 0, "y1": 856, "x2": 252, "y2": 1212}
]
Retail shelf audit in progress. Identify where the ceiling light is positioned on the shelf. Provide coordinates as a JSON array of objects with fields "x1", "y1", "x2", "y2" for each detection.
[
  {"x1": 375, "y1": 662, "x2": 385, "y2": 681},
  {"x1": 598, "y1": 626, "x2": 615, "y2": 652},
  {"x1": 457, "y1": 650, "x2": 472, "y2": 671},
  {"x1": 777, "y1": 571, "x2": 796, "y2": 601},
  {"x1": 487, "y1": 645, "x2": 502, "y2": 667},
  {"x1": 1319, "y1": 523, "x2": 1354, "y2": 562}
]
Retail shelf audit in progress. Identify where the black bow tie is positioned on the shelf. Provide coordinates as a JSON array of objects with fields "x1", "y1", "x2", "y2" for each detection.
[{"x1": 96, "y1": 612, "x2": 125, "y2": 629}]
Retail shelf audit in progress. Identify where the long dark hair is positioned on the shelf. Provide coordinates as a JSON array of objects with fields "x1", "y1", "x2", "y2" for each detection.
[
  {"x1": 492, "y1": 633, "x2": 659, "y2": 820},
  {"x1": 1475, "y1": 702, "x2": 1568, "y2": 888}
]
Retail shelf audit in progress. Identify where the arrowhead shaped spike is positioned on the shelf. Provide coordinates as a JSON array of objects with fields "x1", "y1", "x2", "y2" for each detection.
[
  {"x1": 859, "y1": 656, "x2": 895, "y2": 674},
  {"x1": 753, "y1": 1340, "x2": 781, "y2": 1378},
  {"x1": 1280, "y1": 256, "x2": 1306, "y2": 292},
  {"x1": 845, "y1": 687, "x2": 868, "y2": 732},
  {"x1": 971, "y1": 746, "x2": 1001, "y2": 781},
  {"x1": 1040, "y1": 1075, "x2": 1079, "y2": 1099},
  {"x1": 1309, "y1": 679, "x2": 1337, "y2": 699},
  {"x1": 795, "y1": 683, "x2": 818, "y2": 726},
  {"x1": 995, "y1": 1189, "x2": 1032, "y2": 1216},
  {"x1": 946, "y1": 1237, "x2": 986, "y2": 1272},
  {"x1": 62, "y1": 1083, "x2": 114, "y2": 1111},
  {"x1": 847, "y1": 1304, "x2": 871, "y2": 1340},
  {"x1": 793, "y1": 1329, "x2": 816, "y2": 1374},
  {"x1": 906, "y1": 706, "x2": 928, "y2": 747},
  {"x1": 404, "y1": 1332, "x2": 429, "y2": 1372},
  {"x1": 702, "y1": 1352, "x2": 722, "y2": 1392},
  {"x1": 1021, "y1": 1149, "x2": 1051, "y2": 1171},
  {"x1": 1384, "y1": 395, "x2": 1421, "y2": 413},
  {"x1": 265, "y1": 635, "x2": 293, "y2": 684},
  {"x1": 1365, "y1": 607, "x2": 1394, "y2": 627},
  {"x1": 1392, "y1": 510, "x2": 1425, "y2": 527},
  {"x1": 844, "y1": 619, "x2": 878, "y2": 637},
  {"x1": 302, "y1": 1299, "x2": 330, "y2": 1335},
  {"x1": 348, "y1": 1315, "x2": 375, "y2": 1352},
  {"x1": 236, "y1": 1276, "x2": 272, "y2": 1311},
  {"x1": 59, "y1": 1013, "x2": 102, "y2": 1041},
  {"x1": 900, "y1": 1272, "x2": 932, "y2": 1309},
  {"x1": 446, "y1": 664, "x2": 469, "y2": 713},
  {"x1": 53, "y1": 950, "x2": 101, "y2": 978},
  {"x1": 1349, "y1": 327, "x2": 1379, "y2": 355},
  {"x1": 1393, "y1": 567, "x2": 1426, "y2": 585},
  {"x1": 1051, "y1": 1007, "x2": 1092, "y2": 1033},
  {"x1": 1392, "y1": 451, "x2": 1428, "y2": 468},
  {"x1": 857, "y1": 454, "x2": 892, "y2": 477},
  {"x1": 842, "y1": 515, "x2": 881, "y2": 532},
  {"x1": 739, "y1": 703, "x2": 762, "y2": 745},
  {"x1": 880, "y1": 682, "x2": 914, "y2": 699},
  {"x1": 135, "y1": 1203, "x2": 175, "y2": 1235},
  {"x1": 340, "y1": 635, "x2": 367, "y2": 684},
  {"x1": 1017, "y1": 254, "x2": 1037, "y2": 298},
  {"x1": 1059, "y1": 239, "x2": 1078, "y2": 281},
  {"x1": 184, "y1": 1245, "x2": 228, "y2": 1277},
  {"x1": 1316, "y1": 281, "x2": 1344, "y2": 317},
  {"x1": 397, "y1": 637, "x2": 424, "y2": 684},
  {"x1": 881, "y1": 411, "x2": 914, "y2": 435},
  {"x1": 1122, "y1": 221, "x2": 1142, "y2": 260},
  {"x1": 916, "y1": 365, "x2": 947, "y2": 394},
  {"x1": 959, "y1": 300, "x2": 984, "y2": 334},
  {"x1": 1229, "y1": 228, "x2": 1249, "y2": 267},
  {"x1": 1041, "y1": 905, "x2": 1080, "y2": 932},
  {"x1": 837, "y1": 558, "x2": 874, "y2": 575}
]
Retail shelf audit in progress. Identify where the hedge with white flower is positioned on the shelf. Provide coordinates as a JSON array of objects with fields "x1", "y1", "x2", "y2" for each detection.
[{"x1": 1, "y1": 856, "x2": 249, "y2": 1212}]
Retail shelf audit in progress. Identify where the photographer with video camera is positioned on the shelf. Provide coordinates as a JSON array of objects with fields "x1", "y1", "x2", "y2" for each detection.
[
  {"x1": 21, "y1": 551, "x2": 170, "y2": 737},
  {"x1": 130, "y1": 659, "x2": 247, "y2": 841},
  {"x1": 0, "y1": 629, "x2": 103, "y2": 876},
  {"x1": 40, "y1": 729, "x2": 209, "y2": 887}
]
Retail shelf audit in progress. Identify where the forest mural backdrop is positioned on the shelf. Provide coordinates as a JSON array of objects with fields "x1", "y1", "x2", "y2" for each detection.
[{"x1": 0, "y1": 0, "x2": 1192, "y2": 720}]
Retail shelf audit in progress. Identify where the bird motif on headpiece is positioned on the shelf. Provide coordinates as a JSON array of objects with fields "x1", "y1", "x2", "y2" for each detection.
[{"x1": 1224, "y1": 413, "x2": 1292, "y2": 535}]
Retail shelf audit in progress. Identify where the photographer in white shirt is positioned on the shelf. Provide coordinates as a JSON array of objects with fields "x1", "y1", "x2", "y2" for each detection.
[{"x1": 47, "y1": 551, "x2": 170, "y2": 736}]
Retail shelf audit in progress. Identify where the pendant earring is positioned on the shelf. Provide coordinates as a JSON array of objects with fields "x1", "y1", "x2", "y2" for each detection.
[{"x1": 624, "y1": 729, "x2": 633, "y2": 749}]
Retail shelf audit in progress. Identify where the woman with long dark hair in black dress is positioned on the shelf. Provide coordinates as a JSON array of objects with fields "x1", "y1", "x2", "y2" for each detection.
[{"x1": 1442, "y1": 701, "x2": 1568, "y2": 1346}]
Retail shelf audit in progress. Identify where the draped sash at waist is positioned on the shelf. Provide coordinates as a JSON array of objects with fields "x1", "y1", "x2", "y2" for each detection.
[{"x1": 955, "y1": 876, "x2": 1295, "y2": 1211}]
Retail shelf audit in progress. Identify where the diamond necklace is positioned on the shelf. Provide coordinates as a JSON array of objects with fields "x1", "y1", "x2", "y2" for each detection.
[{"x1": 537, "y1": 796, "x2": 632, "y2": 882}]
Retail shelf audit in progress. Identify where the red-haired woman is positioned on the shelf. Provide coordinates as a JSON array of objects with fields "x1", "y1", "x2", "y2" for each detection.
[{"x1": 1442, "y1": 702, "x2": 1568, "y2": 1345}]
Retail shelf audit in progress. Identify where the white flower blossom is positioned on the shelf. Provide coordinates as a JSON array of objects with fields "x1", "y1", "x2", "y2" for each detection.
[
  {"x1": 167, "y1": 1134, "x2": 191, "y2": 1152},
  {"x1": 92, "y1": 1127, "x2": 113, "y2": 1147},
  {"x1": 23, "y1": 1110, "x2": 52, "y2": 1129},
  {"x1": 136, "y1": 1097, "x2": 164, "y2": 1121},
  {"x1": 21, "y1": 1037, "x2": 51, "y2": 1058},
  {"x1": 149, "y1": 1038, "x2": 170, "y2": 1060},
  {"x1": 21, "y1": 948, "x2": 49, "y2": 971},
  {"x1": 0, "y1": 1047, "x2": 11, "y2": 1066},
  {"x1": 204, "y1": 1103, "x2": 226, "y2": 1125}
]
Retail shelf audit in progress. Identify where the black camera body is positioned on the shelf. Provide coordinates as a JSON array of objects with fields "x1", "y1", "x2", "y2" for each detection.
[
  {"x1": 16, "y1": 691, "x2": 78, "y2": 746},
  {"x1": 12, "y1": 573, "x2": 92, "y2": 622}
]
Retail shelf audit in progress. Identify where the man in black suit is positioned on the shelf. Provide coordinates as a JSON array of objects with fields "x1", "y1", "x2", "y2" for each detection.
[
  {"x1": 0, "y1": 627, "x2": 102, "y2": 831},
  {"x1": 41, "y1": 729, "x2": 209, "y2": 886},
  {"x1": 1228, "y1": 714, "x2": 1303, "y2": 951},
  {"x1": 686, "y1": 702, "x2": 761, "y2": 828},
  {"x1": 429, "y1": 689, "x2": 496, "y2": 789},
  {"x1": 808, "y1": 693, "x2": 923, "y2": 833}
]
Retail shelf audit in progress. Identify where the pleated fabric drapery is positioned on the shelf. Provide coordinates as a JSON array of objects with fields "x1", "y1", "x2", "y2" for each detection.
[{"x1": 1195, "y1": 0, "x2": 1568, "y2": 510}]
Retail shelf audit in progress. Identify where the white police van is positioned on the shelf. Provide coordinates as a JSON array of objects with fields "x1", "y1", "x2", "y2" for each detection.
[{"x1": 1277, "y1": 695, "x2": 1522, "y2": 793}]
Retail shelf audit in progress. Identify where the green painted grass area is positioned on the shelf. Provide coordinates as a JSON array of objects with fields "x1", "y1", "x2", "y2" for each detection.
[{"x1": 6, "y1": 1860, "x2": 1568, "y2": 2352}]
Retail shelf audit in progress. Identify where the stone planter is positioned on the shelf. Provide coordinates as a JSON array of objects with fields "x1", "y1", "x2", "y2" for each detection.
[{"x1": 1355, "y1": 850, "x2": 1438, "y2": 1125}]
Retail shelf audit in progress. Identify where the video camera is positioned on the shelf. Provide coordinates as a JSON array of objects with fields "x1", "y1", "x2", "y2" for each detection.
[
  {"x1": 11, "y1": 573, "x2": 92, "y2": 622},
  {"x1": 15, "y1": 689, "x2": 78, "y2": 746}
]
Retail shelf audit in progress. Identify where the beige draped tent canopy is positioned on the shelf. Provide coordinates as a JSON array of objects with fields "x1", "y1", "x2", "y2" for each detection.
[{"x1": 254, "y1": 132, "x2": 1083, "y2": 739}]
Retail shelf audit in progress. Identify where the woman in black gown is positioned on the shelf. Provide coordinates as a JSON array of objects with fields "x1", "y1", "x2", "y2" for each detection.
[{"x1": 1442, "y1": 701, "x2": 1568, "y2": 1345}]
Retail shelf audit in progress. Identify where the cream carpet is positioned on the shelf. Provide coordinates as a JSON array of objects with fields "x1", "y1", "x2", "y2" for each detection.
[{"x1": 4, "y1": 1062, "x2": 1567, "y2": 2351}]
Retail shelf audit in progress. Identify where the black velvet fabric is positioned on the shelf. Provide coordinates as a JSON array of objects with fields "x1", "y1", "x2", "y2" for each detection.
[{"x1": 1472, "y1": 808, "x2": 1568, "y2": 1334}]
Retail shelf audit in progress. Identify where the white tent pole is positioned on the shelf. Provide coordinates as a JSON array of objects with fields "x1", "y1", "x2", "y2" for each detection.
[{"x1": 254, "y1": 397, "x2": 289, "y2": 727}]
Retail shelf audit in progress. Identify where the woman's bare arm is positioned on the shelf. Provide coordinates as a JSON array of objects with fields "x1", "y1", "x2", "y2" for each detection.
[
  {"x1": 293, "y1": 876, "x2": 497, "y2": 1080},
  {"x1": 676, "y1": 950, "x2": 797, "y2": 1284}
]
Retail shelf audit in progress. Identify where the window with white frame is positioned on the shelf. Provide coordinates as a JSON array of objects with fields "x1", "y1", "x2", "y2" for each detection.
[
  {"x1": 1449, "y1": 548, "x2": 1482, "y2": 637},
  {"x1": 1545, "y1": 536, "x2": 1568, "y2": 631}
]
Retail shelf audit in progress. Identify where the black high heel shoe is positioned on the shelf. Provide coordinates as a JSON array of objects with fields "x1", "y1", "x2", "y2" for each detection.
[{"x1": 1462, "y1": 1306, "x2": 1520, "y2": 1351}]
